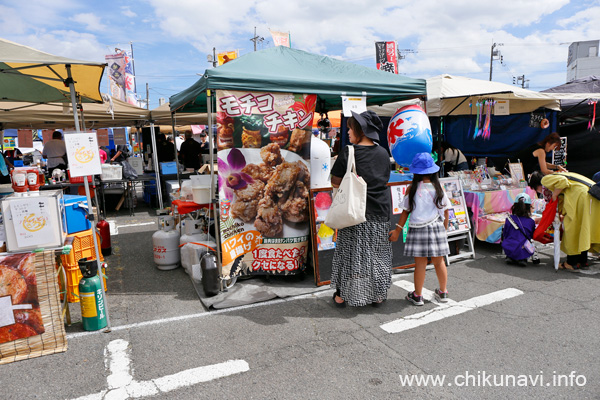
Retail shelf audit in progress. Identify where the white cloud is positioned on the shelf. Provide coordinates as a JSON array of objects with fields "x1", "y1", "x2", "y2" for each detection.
[
  {"x1": 71, "y1": 13, "x2": 106, "y2": 32},
  {"x1": 121, "y1": 6, "x2": 137, "y2": 18}
]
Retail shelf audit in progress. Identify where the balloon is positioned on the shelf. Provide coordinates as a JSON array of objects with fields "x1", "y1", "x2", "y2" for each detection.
[{"x1": 387, "y1": 105, "x2": 432, "y2": 167}]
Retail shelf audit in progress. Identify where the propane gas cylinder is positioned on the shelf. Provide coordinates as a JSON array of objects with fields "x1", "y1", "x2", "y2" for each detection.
[
  {"x1": 153, "y1": 216, "x2": 180, "y2": 270},
  {"x1": 78, "y1": 258, "x2": 107, "y2": 331}
]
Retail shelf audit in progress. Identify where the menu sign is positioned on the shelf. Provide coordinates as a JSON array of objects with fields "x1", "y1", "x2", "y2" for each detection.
[
  {"x1": 440, "y1": 177, "x2": 471, "y2": 235},
  {"x1": 64, "y1": 132, "x2": 102, "y2": 177},
  {"x1": 552, "y1": 136, "x2": 567, "y2": 167},
  {"x1": 10, "y1": 197, "x2": 54, "y2": 248}
]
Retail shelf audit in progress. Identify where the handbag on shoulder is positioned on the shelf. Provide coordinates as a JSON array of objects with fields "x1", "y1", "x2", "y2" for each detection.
[{"x1": 324, "y1": 146, "x2": 367, "y2": 229}]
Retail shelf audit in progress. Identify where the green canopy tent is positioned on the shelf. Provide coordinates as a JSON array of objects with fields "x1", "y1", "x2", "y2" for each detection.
[
  {"x1": 169, "y1": 46, "x2": 427, "y2": 287},
  {"x1": 170, "y1": 46, "x2": 426, "y2": 113}
]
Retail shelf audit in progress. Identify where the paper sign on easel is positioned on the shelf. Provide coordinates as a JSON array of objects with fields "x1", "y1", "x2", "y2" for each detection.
[
  {"x1": 342, "y1": 95, "x2": 367, "y2": 117},
  {"x1": 64, "y1": 132, "x2": 102, "y2": 178},
  {"x1": 10, "y1": 197, "x2": 54, "y2": 248}
]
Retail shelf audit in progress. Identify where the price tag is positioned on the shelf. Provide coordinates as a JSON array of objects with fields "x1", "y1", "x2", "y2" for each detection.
[{"x1": 342, "y1": 95, "x2": 367, "y2": 117}]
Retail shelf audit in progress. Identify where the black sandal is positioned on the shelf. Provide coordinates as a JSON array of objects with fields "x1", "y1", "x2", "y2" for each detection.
[{"x1": 332, "y1": 291, "x2": 346, "y2": 308}]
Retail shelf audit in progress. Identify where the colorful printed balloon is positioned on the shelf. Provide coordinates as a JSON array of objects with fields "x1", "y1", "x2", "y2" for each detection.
[{"x1": 387, "y1": 105, "x2": 432, "y2": 167}]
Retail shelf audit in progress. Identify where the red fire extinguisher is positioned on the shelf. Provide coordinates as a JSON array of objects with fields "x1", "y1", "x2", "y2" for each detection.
[{"x1": 96, "y1": 218, "x2": 112, "y2": 256}]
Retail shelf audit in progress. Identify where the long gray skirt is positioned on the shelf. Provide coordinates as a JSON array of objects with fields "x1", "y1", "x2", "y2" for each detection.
[{"x1": 330, "y1": 215, "x2": 392, "y2": 307}]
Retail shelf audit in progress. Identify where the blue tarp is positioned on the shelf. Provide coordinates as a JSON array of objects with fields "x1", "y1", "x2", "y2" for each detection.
[{"x1": 431, "y1": 112, "x2": 559, "y2": 158}]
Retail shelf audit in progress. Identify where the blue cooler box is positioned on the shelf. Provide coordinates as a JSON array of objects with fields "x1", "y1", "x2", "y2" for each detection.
[
  {"x1": 63, "y1": 195, "x2": 91, "y2": 234},
  {"x1": 160, "y1": 162, "x2": 177, "y2": 175}
]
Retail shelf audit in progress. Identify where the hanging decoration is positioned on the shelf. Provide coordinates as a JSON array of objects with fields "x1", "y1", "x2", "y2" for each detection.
[
  {"x1": 588, "y1": 100, "x2": 597, "y2": 131},
  {"x1": 473, "y1": 101, "x2": 481, "y2": 139},
  {"x1": 467, "y1": 100, "x2": 473, "y2": 138},
  {"x1": 481, "y1": 100, "x2": 496, "y2": 140}
]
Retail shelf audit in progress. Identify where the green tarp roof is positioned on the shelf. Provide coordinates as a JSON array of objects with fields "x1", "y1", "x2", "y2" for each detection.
[{"x1": 170, "y1": 46, "x2": 426, "y2": 113}]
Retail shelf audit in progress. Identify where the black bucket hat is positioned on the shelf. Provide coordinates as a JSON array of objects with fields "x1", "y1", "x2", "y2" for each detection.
[{"x1": 351, "y1": 110, "x2": 383, "y2": 141}]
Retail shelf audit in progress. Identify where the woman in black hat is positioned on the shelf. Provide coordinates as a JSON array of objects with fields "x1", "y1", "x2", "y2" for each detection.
[{"x1": 329, "y1": 110, "x2": 392, "y2": 307}]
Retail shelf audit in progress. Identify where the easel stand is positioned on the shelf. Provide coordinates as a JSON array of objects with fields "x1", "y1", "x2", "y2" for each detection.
[{"x1": 446, "y1": 231, "x2": 476, "y2": 265}]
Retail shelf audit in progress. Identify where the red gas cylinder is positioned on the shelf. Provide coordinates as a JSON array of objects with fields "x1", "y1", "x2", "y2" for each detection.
[{"x1": 97, "y1": 218, "x2": 112, "y2": 256}]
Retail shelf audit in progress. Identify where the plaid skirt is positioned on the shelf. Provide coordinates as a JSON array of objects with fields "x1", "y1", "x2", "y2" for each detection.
[
  {"x1": 330, "y1": 215, "x2": 392, "y2": 307},
  {"x1": 404, "y1": 218, "x2": 450, "y2": 257}
]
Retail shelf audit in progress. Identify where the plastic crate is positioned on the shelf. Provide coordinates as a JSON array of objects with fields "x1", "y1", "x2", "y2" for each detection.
[
  {"x1": 100, "y1": 164, "x2": 123, "y2": 181},
  {"x1": 68, "y1": 170, "x2": 93, "y2": 183},
  {"x1": 60, "y1": 229, "x2": 105, "y2": 303}
]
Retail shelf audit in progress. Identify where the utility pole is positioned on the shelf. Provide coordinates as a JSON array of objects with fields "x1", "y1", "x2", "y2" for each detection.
[
  {"x1": 489, "y1": 42, "x2": 503, "y2": 81},
  {"x1": 514, "y1": 75, "x2": 529, "y2": 89},
  {"x1": 145, "y1": 82, "x2": 149, "y2": 110},
  {"x1": 212, "y1": 47, "x2": 217, "y2": 68},
  {"x1": 250, "y1": 26, "x2": 264, "y2": 51}
]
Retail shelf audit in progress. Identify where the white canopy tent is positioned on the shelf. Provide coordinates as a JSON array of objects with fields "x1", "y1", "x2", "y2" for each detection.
[{"x1": 370, "y1": 74, "x2": 561, "y2": 117}]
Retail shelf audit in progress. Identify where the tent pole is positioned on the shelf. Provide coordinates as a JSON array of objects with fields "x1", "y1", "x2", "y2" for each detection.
[
  {"x1": 149, "y1": 122, "x2": 164, "y2": 210},
  {"x1": 206, "y1": 90, "x2": 222, "y2": 287},
  {"x1": 65, "y1": 65, "x2": 82, "y2": 132},
  {"x1": 171, "y1": 112, "x2": 181, "y2": 189},
  {"x1": 66, "y1": 64, "x2": 112, "y2": 331}
]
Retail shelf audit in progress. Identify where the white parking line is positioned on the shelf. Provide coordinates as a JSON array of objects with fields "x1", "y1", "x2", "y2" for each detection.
[
  {"x1": 381, "y1": 280, "x2": 523, "y2": 334},
  {"x1": 71, "y1": 339, "x2": 248, "y2": 400}
]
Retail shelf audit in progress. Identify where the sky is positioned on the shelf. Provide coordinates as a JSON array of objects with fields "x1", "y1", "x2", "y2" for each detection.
[{"x1": 1, "y1": 0, "x2": 600, "y2": 110}]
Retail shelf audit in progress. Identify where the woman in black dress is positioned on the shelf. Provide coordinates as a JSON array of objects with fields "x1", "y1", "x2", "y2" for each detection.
[{"x1": 330, "y1": 111, "x2": 392, "y2": 307}]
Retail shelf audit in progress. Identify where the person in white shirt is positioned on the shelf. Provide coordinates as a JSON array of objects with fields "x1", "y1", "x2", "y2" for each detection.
[
  {"x1": 42, "y1": 131, "x2": 67, "y2": 170},
  {"x1": 389, "y1": 152, "x2": 451, "y2": 305}
]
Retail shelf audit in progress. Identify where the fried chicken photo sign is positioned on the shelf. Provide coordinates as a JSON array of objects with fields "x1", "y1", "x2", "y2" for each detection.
[
  {"x1": 0, "y1": 253, "x2": 44, "y2": 344},
  {"x1": 216, "y1": 90, "x2": 315, "y2": 278}
]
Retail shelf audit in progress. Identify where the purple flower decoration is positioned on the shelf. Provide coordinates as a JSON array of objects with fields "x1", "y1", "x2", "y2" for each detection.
[{"x1": 218, "y1": 148, "x2": 254, "y2": 200}]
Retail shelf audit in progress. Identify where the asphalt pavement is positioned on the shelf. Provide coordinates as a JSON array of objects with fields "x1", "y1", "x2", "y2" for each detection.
[{"x1": 1, "y1": 200, "x2": 599, "y2": 400}]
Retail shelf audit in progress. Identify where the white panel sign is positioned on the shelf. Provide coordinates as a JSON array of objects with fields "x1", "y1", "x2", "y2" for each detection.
[
  {"x1": 64, "y1": 132, "x2": 102, "y2": 177},
  {"x1": 342, "y1": 96, "x2": 367, "y2": 117},
  {"x1": 10, "y1": 197, "x2": 54, "y2": 248}
]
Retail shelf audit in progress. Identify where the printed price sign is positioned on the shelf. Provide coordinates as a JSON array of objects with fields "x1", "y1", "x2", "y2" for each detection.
[
  {"x1": 342, "y1": 95, "x2": 367, "y2": 117},
  {"x1": 64, "y1": 132, "x2": 102, "y2": 177}
]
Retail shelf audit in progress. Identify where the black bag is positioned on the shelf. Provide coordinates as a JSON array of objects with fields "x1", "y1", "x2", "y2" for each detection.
[
  {"x1": 120, "y1": 160, "x2": 138, "y2": 180},
  {"x1": 560, "y1": 174, "x2": 600, "y2": 201}
]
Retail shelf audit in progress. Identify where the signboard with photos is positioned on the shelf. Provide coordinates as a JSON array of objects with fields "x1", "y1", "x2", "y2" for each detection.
[{"x1": 216, "y1": 90, "x2": 316, "y2": 278}]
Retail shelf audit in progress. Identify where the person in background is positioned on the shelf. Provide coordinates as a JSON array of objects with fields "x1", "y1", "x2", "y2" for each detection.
[
  {"x1": 99, "y1": 146, "x2": 108, "y2": 164},
  {"x1": 501, "y1": 193, "x2": 537, "y2": 267},
  {"x1": 4, "y1": 148, "x2": 22, "y2": 165},
  {"x1": 389, "y1": 152, "x2": 451, "y2": 305},
  {"x1": 513, "y1": 132, "x2": 566, "y2": 178},
  {"x1": 0, "y1": 152, "x2": 14, "y2": 184},
  {"x1": 110, "y1": 144, "x2": 129, "y2": 163},
  {"x1": 529, "y1": 171, "x2": 600, "y2": 270},
  {"x1": 330, "y1": 110, "x2": 392, "y2": 307},
  {"x1": 199, "y1": 131, "x2": 210, "y2": 154},
  {"x1": 179, "y1": 131, "x2": 202, "y2": 170},
  {"x1": 156, "y1": 133, "x2": 175, "y2": 163},
  {"x1": 438, "y1": 141, "x2": 469, "y2": 175},
  {"x1": 42, "y1": 130, "x2": 67, "y2": 171}
]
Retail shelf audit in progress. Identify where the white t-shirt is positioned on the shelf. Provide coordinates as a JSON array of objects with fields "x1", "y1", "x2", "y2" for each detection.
[
  {"x1": 402, "y1": 182, "x2": 450, "y2": 227},
  {"x1": 42, "y1": 139, "x2": 67, "y2": 168}
]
